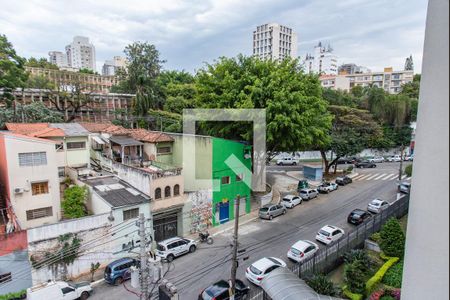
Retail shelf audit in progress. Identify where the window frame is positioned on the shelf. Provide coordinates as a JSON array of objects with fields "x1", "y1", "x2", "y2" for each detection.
[
  {"x1": 221, "y1": 176, "x2": 230, "y2": 185},
  {"x1": 66, "y1": 141, "x2": 86, "y2": 150},
  {"x1": 26, "y1": 207, "x2": 53, "y2": 220},
  {"x1": 123, "y1": 208, "x2": 139, "y2": 221},
  {"x1": 156, "y1": 146, "x2": 172, "y2": 155},
  {"x1": 18, "y1": 152, "x2": 47, "y2": 167},
  {"x1": 164, "y1": 186, "x2": 171, "y2": 198},
  {"x1": 155, "y1": 188, "x2": 162, "y2": 200},
  {"x1": 0, "y1": 272, "x2": 12, "y2": 284},
  {"x1": 31, "y1": 181, "x2": 49, "y2": 195}
]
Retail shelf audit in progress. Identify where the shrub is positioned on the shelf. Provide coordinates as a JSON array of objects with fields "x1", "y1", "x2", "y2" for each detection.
[
  {"x1": 342, "y1": 286, "x2": 363, "y2": 300},
  {"x1": 380, "y1": 296, "x2": 395, "y2": 300},
  {"x1": 62, "y1": 186, "x2": 88, "y2": 219},
  {"x1": 382, "y1": 260, "x2": 404, "y2": 288},
  {"x1": 370, "y1": 289, "x2": 401, "y2": 300},
  {"x1": 370, "y1": 232, "x2": 381, "y2": 243},
  {"x1": 404, "y1": 164, "x2": 413, "y2": 177},
  {"x1": 344, "y1": 259, "x2": 367, "y2": 294},
  {"x1": 344, "y1": 249, "x2": 371, "y2": 273},
  {"x1": 379, "y1": 218, "x2": 405, "y2": 258},
  {"x1": 366, "y1": 257, "x2": 399, "y2": 295},
  {"x1": 347, "y1": 165, "x2": 354, "y2": 173},
  {"x1": 306, "y1": 274, "x2": 336, "y2": 296},
  {"x1": 0, "y1": 290, "x2": 26, "y2": 300}
]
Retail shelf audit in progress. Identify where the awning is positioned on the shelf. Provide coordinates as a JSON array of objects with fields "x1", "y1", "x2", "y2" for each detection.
[
  {"x1": 109, "y1": 135, "x2": 144, "y2": 146},
  {"x1": 92, "y1": 136, "x2": 105, "y2": 145}
]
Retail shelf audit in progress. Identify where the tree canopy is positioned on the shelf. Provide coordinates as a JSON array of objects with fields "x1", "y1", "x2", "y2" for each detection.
[
  {"x1": 25, "y1": 57, "x2": 59, "y2": 70},
  {"x1": 0, "y1": 102, "x2": 64, "y2": 127}
]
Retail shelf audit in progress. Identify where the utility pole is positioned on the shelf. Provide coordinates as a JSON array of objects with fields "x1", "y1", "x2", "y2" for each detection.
[
  {"x1": 398, "y1": 144, "x2": 404, "y2": 181},
  {"x1": 230, "y1": 195, "x2": 240, "y2": 300},
  {"x1": 138, "y1": 213, "x2": 149, "y2": 300}
]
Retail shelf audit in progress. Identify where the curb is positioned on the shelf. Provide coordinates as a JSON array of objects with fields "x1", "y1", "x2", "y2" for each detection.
[
  {"x1": 91, "y1": 278, "x2": 105, "y2": 287},
  {"x1": 211, "y1": 215, "x2": 259, "y2": 237}
]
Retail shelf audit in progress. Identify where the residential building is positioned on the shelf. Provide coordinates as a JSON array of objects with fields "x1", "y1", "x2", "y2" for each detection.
[
  {"x1": 0, "y1": 132, "x2": 61, "y2": 229},
  {"x1": 319, "y1": 67, "x2": 414, "y2": 94},
  {"x1": 304, "y1": 42, "x2": 338, "y2": 75},
  {"x1": 102, "y1": 56, "x2": 127, "y2": 76},
  {"x1": 338, "y1": 63, "x2": 371, "y2": 75},
  {"x1": 48, "y1": 51, "x2": 68, "y2": 68},
  {"x1": 253, "y1": 23, "x2": 298, "y2": 60},
  {"x1": 65, "y1": 36, "x2": 96, "y2": 71}
]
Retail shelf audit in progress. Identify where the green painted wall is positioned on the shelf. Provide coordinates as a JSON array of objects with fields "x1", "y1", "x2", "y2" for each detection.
[
  {"x1": 212, "y1": 138, "x2": 252, "y2": 226},
  {"x1": 155, "y1": 142, "x2": 175, "y2": 166}
]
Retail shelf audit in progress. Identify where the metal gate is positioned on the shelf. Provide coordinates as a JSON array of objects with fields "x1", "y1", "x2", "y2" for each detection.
[{"x1": 153, "y1": 213, "x2": 178, "y2": 242}]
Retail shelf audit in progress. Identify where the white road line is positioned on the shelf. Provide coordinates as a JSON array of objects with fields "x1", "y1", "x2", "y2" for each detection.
[
  {"x1": 374, "y1": 173, "x2": 387, "y2": 180},
  {"x1": 353, "y1": 174, "x2": 366, "y2": 180},
  {"x1": 356, "y1": 174, "x2": 371, "y2": 180},
  {"x1": 382, "y1": 174, "x2": 397, "y2": 180},
  {"x1": 366, "y1": 173, "x2": 380, "y2": 180},
  {"x1": 388, "y1": 174, "x2": 400, "y2": 180},
  {"x1": 401, "y1": 175, "x2": 407, "y2": 180},
  {"x1": 406, "y1": 177, "x2": 412, "y2": 181}
]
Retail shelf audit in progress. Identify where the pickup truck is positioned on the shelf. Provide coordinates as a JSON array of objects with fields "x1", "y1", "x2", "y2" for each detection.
[
  {"x1": 276, "y1": 156, "x2": 298, "y2": 166},
  {"x1": 27, "y1": 280, "x2": 92, "y2": 300}
]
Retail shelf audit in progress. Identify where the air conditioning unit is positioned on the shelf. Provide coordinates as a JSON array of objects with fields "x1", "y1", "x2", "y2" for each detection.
[{"x1": 14, "y1": 188, "x2": 24, "y2": 194}]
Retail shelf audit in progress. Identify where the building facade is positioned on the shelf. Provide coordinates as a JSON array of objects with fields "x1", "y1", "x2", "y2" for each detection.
[
  {"x1": 65, "y1": 36, "x2": 96, "y2": 71},
  {"x1": 253, "y1": 23, "x2": 298, "y2": 60},
  {"x1": 304, "y1": 42, "x2": 338, "y2": 75},
  {"x1": 48, "y1": 51, "x2": 68, "y2": 68},
  {"x1": 338, "y1": 63, "x2": 371, "y2": 75},
  {"x1": 102, "y1": 56, "x2": 127, "y2": 76}
]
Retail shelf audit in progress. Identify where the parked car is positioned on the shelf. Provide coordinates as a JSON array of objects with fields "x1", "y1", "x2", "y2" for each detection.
[
  {"x1": 387, "y1": 155, "x2": 402, "y2": 162},
  {"x1": 368, "y1": 156, "x2": 385, "y2": 163},
  {"x1": 245, "y1": 257, "x2": 286, "y2": 286},
  {"x1": 355, "y1": 161, "x2": 377, "y2": 168},
  {"x1": 367, "y1": 199, "x2": 390, "y2": 214},
  {"x1": 287, "y1": 240, "x2": 319, "y2": 263},
  {"x1": 315, "y1": 225, "x2": 345, "y2": 245},
  {"x1": 399, "y1": 182, "x2": 411, "y2": 194},
  {"x1": 347, "y1": 209, "x2": 372, "y2": 225},
  {"x1": 317, "y1": 182, "x2": 338, "y2": 193},
  {"x1": 404, "y1": 154, "x2": 414, "y2": 161},
  {"x1": 198, "y1": 279, "x2": 250, "y2": 300},
  {"x1": 336, "y1": 158, "x2": 353, "y2": 165},
  {"x1": 299, "y1": 188, "x2": 319, "y2": 200},
  {"x1": 156, "y1": 237, "x2": 197, "y2": 262},
  {"x1": 259, "y1": 204, "x2": 286, "y2": 220},
  {"x1": 27, "y1": 280, "x2": 92, "y2": 300},
  {"x1": 282, "y1": 195, "x2": 302, "y2": 208},
  {"x1": 335, "y1": 176, "x2": 353, "y2": 186},
  {"x1": 276, "y1": 156, "x2": 298, "y2": 166},
  {"x1": 104, "y1": 257, "x2": 139, "y2": 285}
]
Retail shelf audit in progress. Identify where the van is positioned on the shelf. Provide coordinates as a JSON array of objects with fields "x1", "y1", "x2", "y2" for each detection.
[
  {"x1": 27, "y1": 280, "x2": 92, "y2": 300},
  {"x1": 104, "y1": 257, "x2": 138, "y2": 285}
]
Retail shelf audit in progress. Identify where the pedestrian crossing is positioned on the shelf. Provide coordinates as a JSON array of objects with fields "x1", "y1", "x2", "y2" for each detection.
[{"x1": 352, "y1": 172, "x2": 412, "y2": 181}]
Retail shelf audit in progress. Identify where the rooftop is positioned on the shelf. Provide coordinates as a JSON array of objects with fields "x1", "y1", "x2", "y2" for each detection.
[{"x1": 50, "y1": 123, "x2": 90, "y2": 136}]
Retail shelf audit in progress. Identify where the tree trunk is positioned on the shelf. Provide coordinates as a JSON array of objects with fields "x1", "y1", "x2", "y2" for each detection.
[{"x1": 320, "y1": 150, "x2": 330, "y2": 175}]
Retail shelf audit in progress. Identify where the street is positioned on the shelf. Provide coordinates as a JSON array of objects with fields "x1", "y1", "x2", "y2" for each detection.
[{"x1": 92, "y1": 162, "x2": 409, "y2": 300}]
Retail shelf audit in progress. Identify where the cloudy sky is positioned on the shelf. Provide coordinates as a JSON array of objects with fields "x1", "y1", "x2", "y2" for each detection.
[{"x1": 0, "y1": 0, "x2": 428, "y2": 73}]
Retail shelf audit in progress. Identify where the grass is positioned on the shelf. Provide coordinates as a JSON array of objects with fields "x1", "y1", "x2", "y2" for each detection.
[{"x1": 327, "y1": 263, "x2": 345, "y2": 286}]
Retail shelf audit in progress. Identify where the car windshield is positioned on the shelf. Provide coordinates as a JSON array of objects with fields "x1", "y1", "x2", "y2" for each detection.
[
  {"x1": 249, "y1": 265, "x2": 262, "y2": 275},
  {"x1": 201, "y1": 290, "x2": 215, "y2": 300},
  {"x1": 260, "y1": 207, "x2": 269, "y2": 212},
  {"x1": 282, "y1": 198, "x2": 291, "y2": 202},
  {"x1": 319, "y1": 230, "x2": 330, "y2": 237},
  {"x1": 156, "y1": 244, "x2": 165, "y2": 251},
  {"x1": 371, "y1": 201, "x2": 381, "y2": 206}
]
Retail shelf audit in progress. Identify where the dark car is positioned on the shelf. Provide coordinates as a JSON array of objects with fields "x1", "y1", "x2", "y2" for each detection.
[
  {"x1": 355, "y1": 161, "x2": 377, "y2": 168},
  {"x1": 348, "y1": 209, "x2": 372, "y2": 225},
  {"x1": 104, "y1": 257, "x2": 139, "y2": 285},
  {"x1": 335, "y1": 176, "x2": 353, "y2": 186},
  {"x1": 198, "y1": 279, "x2": 250, "y2": 300}
]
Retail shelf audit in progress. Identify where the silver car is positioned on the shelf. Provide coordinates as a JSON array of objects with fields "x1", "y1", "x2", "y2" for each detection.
[
  {"x1": 259, "y1": 204, "x2": 286, "y2": 220},
  {"x1": 399, "y1": 182, "x2": 411, "y2": 194},
  {"x1": 299, "y1": 188, "x2": 319, "y2": 200},
  {"x1": 367, "y1": 199, "x2": 390, "y2": 214}
]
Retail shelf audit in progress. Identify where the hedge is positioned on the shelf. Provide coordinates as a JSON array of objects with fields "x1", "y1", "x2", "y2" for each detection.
[
  {"x1": 342, "y1": 285, "x2": 363, "y2": 300},
  {"x1": 366, "y1": 255, "x2": 400, "y2": 295},
  {"x1": 0, "y1": 290, "x2": 26, "y2": 300}
]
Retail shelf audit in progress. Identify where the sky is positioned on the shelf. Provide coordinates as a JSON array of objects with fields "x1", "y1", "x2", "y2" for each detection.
[{"x1": 0, "y1": 0, "x2": 428, "y2": 74}]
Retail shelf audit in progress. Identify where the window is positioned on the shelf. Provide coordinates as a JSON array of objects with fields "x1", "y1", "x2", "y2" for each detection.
[
  {"x1": 26, "y1": 207, "x2": 53, "y2": 220},
  {"x1": 174, "y1": 184, "x2": 180, "y2": 196},
  {"x1": 123, "y1": 208, "x2": 139, "y2": 221},
  {"x1": 31, "y1": 182, "x2": 49, "y2": 195},
  {"x1": 55, "y1": 143, "x2": 64, "y2": 151},
  {"x1": 66, "y1": 142, "x2": 86, "y2": 150},
  {"x1": 18, "y1": 152, "x2": 47, "y2": 166},
  {"x1": 61, "y1": 287, "x2": 75, "y2": 294},
  {"x1": 221, "y1": 176, "x2": 230, "y2": 185},
  {"x1": 164, "y1": 186, "x2": 171, "y2": 198},
  {"x1": 0, "y1": 273, "x2": 11, "y2": 284},
  {"x1": 58, "y1": 167, "x2": 65, "y2": 178},
  {"x1": 157, "y1": 146, "x2": 172, "y2": 154},
  {"x1": 155, "y1": 188, "x2": 162, "y2": 199},
  {"x1": 236, "y1": 174, "x2": 244, "y2": 182}
]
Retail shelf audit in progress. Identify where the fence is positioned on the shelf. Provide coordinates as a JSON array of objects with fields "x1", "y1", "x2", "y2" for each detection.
[{"x1": 246, "y1": 194, "x2": 410, "y2": 300}]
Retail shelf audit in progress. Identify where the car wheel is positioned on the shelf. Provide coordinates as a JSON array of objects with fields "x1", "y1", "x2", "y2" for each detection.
[
  {"x1": 80, "y1": 291, "x2": 90, "y2": 300},
  {"x1": 189, "y1": 245, "x2": 196, "y2": 253},
  {"x1": 167, "y1": 254, "x2": 175, "y2": 262},
  {"x1": 269, "y1": 215, "x2": 273, "y2": 220},
  {"x1": 282, "y1": 210, "x2": 286, "y2": 215},
  {"x1": 293, "y1": 162, "x2": 297, "y2": 165},
  {"x1": 114, "y1": 277, "x2": 124, "y2": 285}
]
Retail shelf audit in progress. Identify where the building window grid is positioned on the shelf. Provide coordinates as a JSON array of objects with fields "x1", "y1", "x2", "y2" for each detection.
[
  {"x1": 18, "y1": 152, "x2": 47, "y2": 167},
  {"x1": 26, "y1": 207, "x2": 53, "y2": 220},
  {"x1": 123, "y1": 208, "x2": 139, "y2": 221}
]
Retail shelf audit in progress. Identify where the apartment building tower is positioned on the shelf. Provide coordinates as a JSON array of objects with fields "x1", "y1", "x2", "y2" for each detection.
[
  {"x1": 48, "y1": 51, "x2": 68, "y2": 68},
  {"x1": 304, "y1": 42, "x2": 338, "y2": 75},
  {"x1": 102, "y1": 56, "x2": 127, "y2": 76},
  {"x1": 65, "y1": 36, "x2": 96, "y2": 71},
  {"x1": 253, "y1": 23, "x2": 298, "y2": 60}
]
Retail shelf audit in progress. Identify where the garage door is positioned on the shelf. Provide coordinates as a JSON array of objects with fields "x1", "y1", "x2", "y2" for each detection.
[{"x1": 153, "y1": 214, "x2": 178, "y2": 242}]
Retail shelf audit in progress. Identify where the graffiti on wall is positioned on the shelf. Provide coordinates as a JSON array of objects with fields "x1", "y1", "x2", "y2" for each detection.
[{"x1": 188, "y1": 190, "x2": 213, "y2": 233}]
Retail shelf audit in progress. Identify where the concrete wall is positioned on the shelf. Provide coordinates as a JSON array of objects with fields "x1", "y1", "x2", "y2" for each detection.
[
  {"x1": 186, "y1": 189, "x2": 213, "y2": 233},
  {"x1": 151, "y1": 175, "x2": 185, "y2": 213}
]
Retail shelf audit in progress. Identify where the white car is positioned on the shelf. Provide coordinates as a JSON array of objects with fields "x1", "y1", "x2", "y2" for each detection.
[
  {"x1": 387, "y1": 155, "x2": 402, "y2": 162},
  {"x1": 367, "y1": 199, "x2": 390, "y2": 214},
  {"x1": 299, "y1": 188, "x2": 319, "y2": 200},
  {"x1": 315, "y1": 225, "x2": 345, "y2": 245},
  {"x1": 368, "y1": 156, "x2": 385, "y2": 163},
  {"x1": 276, "y1": 156, "x2": 298, "y2": 166},
  {"x1": 287, "y1": 240, "x2": 319, "y2": 263},
  {"x1": 27, "y1": 281, "x2": 92, "y2": 300},
  {"x1": 282, "y1": 195, "x2": 302, "y2": 208},
  {"x1": 156, "y1": 237, "x2": 197, "y2": 262},
  {"x1": 245, "y1": 257, "x2": 286, "y2": 286},
  {"x1": 317, "y1": 182, "x2": 338, "y2": 193}
]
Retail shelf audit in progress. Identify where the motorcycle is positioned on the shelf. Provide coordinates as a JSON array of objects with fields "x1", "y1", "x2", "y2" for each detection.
[{"x1": 199, "y1": 231, "x2": 214, "y2": 245}]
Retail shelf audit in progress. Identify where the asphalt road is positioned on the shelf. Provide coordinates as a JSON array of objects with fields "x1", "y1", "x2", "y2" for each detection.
[{"x1": 91, "y1": 162, "x2": 408, "y2": 300}]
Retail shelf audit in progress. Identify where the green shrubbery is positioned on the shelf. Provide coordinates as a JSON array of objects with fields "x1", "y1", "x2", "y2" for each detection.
[
  {"x1": 306, "y1": 274, "x2": 336, "y2": 296},
  {"x1": 62, "y1": 186, "x2": 88, "y2": 219},
  {"x1": 404, "y1": 164, "x2": 413, "y2": 177},
  {"x1": 379, "y1": 218, "x2": 405, "y2": 258},
  {"x1": 0, "y1": 290, "x2": 26, "y2": 300},
  {"x1": 366, "y1": 256, "x2": 399, "y2": 295},
  {"x1": 370, "y1": 232, "x2": 381, "y2": 243},
  {"x1": 382, "y1": 260, "x2": 404, "y2": 288},
  {"x1": 344, "y1": 259, "x2": 367, "y2": 294}
]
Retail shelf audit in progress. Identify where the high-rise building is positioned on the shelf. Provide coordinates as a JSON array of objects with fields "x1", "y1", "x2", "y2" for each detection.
[
  {"x1": 48, "y1": 51, "x2": 68, "y2": 68},
  {"x1": 304, "y1": 42, "x2": 338, "y2": 75},
  {"x1": 338, "y1": 63, "x2": 371, "y2": 75},
  {"x1": 65, "y1": 36, "x2": 96, "y2": 71},
  {"x1": 102, "y1": 56, "x2": 127, "y2": 76},
  {"x1": 253, "y1": 23, "x2": 298, "y2": 60}
]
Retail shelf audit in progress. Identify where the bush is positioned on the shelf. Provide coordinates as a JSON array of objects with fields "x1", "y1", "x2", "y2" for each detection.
[
  {"x1": 345, "y1": 259, "x2": 367, "y2": 294},
  {"x1": 366, "y1": 257, "x2": 399, "y2": 295},
  {"x1": 370, "y1": 232, "x2": 381, "y2": 243},
  {"x1": 0, "y1": 290, "x2": 26, "y2": 300},
  {"x1": 380, "y1": 296, "x2": 395, "y2": 300},
  {"x1": 344, "y1": 249, "x2": 371, "y2": 273},
  {"x1": 62, "y1": 186, "x2": 88, "y2": 219},
  {"x1": 379, "y1": 218, "x2": 405, "y2": 258},
  {"x1": 306, "y1": 274, "x2": 336, "y2": 296},
  {"x1": 342, "y1": 286, "x2": 363, "y2": 300},
  {"x1": 370, "y1": 289, "x2": 401, "y2": 300},
  {"x1": 404, "y1": 164, "x2": 413, "y2": 177},
  {"x1": 382, "y1": 260, "x2": 404, "y2": 288}
]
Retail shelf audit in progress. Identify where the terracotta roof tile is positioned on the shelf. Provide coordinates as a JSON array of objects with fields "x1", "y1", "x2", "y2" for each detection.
[{"x1": 5, "y1": 123, "x2": 64, "y2": 137}]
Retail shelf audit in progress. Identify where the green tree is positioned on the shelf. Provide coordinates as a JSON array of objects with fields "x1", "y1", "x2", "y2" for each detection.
[
  {"x1": 62, "y1": 186, "x2": 88, "y2": 219},
  {"x1": 0, "y1": 34, "x2": 28, "y2": 106},
  {"x1": 344, "y1": 259, "x2": 367, "y2": 294},
  {"x1": 379, "y1": 217, "x2": 406, "y2": 258},
  {"x1": 306, "y1": 274, "x2": 336, "y2": 296},
  {"x1": 400, "y1": 74, "x2": 421, "y2": 100},
  {"x1": 322, "y1": 88, "x2": 360, "y2": 107},
  {"x1": 0, "y1": 102, "x2": 63, "y2": 127},
  {"x1": 195, "y1": 55, "x2": 332, "y2": 158},
  {"x1": 79, "y1": 67, "x2": 96, "y2": 74},
  {"x1": 26, "y1": 75, "x2": 55, "y2": 89},
  {"x1": 25, "y1": 57, "x2": 59, "y2": 70}
]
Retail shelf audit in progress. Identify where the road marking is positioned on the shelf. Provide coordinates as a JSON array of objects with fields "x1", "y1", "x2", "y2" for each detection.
[
  {"x1": 406, "y1": 177, "x2": 412, "y2": 181},
  {"x1": 382, "y1": 174, "x2": 397, "y2": 180},
  {"x1": 374, "y1": 173, "x2": 387, "y2": 180},
  {"x1": 356, "y1": 174, "x2": 371, "y2": 180},
  {"x1": 366, "y1": 173, "x2": 380, "y2": 180},
  {"x1": 401, "y1": 175, "x2": 407, "y2": 180},
  {"x1": 353, "y1": 174, "x2": 366, "y2": 180}
]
